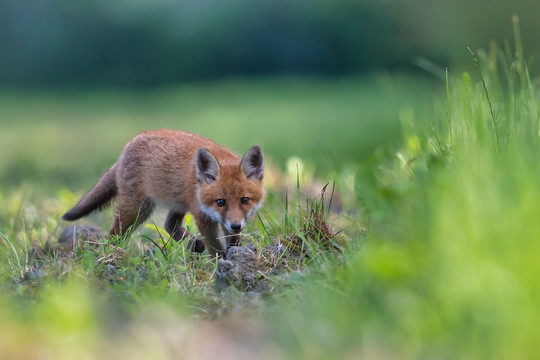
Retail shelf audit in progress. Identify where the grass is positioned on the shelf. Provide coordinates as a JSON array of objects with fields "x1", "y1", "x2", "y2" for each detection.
[
  {"x1": 1, "y1": 27, "x2": 540, "y2": 358},
  {"x1": 265, "y1": 29, "x2": 540, "y2": 358}
]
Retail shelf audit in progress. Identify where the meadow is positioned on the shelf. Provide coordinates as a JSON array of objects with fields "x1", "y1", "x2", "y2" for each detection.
[{"x1": 1, "y1": 37, "x2": 539, "y2": 359}]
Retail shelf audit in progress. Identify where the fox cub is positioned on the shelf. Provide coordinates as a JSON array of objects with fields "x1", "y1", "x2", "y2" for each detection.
[{"x1": 62, "y1": 129, "x2": 265, "y2": 257}]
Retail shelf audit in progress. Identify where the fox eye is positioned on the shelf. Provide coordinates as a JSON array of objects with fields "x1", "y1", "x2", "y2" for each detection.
[
  {"x1": 241, "y1": 197, "x2": 249, "y2": 205},
  {"x1": 216, "y1": 199, "x2": 226, "y2": 207}
]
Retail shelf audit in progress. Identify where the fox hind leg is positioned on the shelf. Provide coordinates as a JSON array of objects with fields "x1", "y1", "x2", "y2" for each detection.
[{"x1": 110, "y1": 196, "x2": 155, "y2": 238}]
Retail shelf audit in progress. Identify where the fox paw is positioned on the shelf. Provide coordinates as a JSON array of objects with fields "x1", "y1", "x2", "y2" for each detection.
[{"x1": 187, "y1": 238, "x2": 206, "y2": 253}]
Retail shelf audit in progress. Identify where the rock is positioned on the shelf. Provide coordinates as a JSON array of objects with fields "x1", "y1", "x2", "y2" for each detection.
[
  {"x1": 214, "y1": 244, "x2": 291, "y2": 293},
  {"x1": 58, "y1": 224, "x2": 104, "y2": 248},
  {"x1": 21, "y1": 269, "x2": 45, "y2": 283},
  {"x1": 215, "y1": 245, "x2": 262, "y2": 292},
  {"x1": 101, "y1": 264, "x2": 118, "y2": 283}
]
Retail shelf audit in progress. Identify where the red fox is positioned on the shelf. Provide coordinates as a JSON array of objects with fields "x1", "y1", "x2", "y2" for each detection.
[{"x1": 61, "y1": 129, "x2": 265, "y2": 257}]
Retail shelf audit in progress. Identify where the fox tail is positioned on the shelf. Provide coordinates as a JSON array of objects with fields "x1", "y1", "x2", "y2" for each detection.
[{"x1": 61, "y1": 164, "x2": 118, "y2": 221}]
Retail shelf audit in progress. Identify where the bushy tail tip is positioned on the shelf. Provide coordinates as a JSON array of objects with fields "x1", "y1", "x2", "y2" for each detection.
[{"x1": 61, "y1": 164, "x2": 118, "y2": 222}]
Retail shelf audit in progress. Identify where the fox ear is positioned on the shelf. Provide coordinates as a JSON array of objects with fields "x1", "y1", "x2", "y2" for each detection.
[
  {"x1": 240, "y1": 145, "x2": 264, "y2": 181},
  {"x1": 196, "y1": 148, "x2": 220, "y2": 184}
]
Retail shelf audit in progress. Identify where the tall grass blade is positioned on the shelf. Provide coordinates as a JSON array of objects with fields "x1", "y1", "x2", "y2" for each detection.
[{"x1": 468, "y1": 46, "x2": 501, "y2": 152}]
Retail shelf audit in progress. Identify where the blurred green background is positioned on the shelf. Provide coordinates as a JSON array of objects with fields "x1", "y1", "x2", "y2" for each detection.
[
  {"x1": 0, "y1": 0, "x2": 536, "y2": 192},
  {"x1": 0, "y1": 0, "x2": 537, "y2": 86}
]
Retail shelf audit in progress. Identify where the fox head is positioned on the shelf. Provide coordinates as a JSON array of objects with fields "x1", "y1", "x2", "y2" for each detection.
[{"x1": 196, "y1": 145, "x2": 265, "y2": 234}]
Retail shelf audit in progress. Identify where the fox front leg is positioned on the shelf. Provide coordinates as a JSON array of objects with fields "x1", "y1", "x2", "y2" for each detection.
[
  {"x1": 222, "y1": 227, "x2": 242, "y2": 247},
  {"x1": 195, "y1": 215, "x2": 225, "y2": 257}
]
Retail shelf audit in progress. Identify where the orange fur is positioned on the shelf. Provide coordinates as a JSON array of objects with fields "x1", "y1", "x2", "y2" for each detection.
[{"x1": 62, "y1": 129, "x2": 265, "y2": 257}]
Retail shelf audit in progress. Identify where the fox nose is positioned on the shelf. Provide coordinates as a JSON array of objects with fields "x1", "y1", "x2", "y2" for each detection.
[{"x1": 230, "y1": 223, "x2": 243, "y2": 232}]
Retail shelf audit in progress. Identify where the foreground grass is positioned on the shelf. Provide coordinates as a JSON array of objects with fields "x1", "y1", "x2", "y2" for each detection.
[
  {"x1": 2, "y1": 34, "x2": 540, "y2": 358},
  {"x1": 269, "y1": 37, "x2": 540, "y2": 358},
  {"x1": 0, "y1": 177, "x2": 352, "y2": 359}
]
